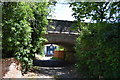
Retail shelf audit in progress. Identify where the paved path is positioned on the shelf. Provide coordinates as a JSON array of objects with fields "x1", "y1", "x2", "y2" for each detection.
[
  {"x1": 22, "y1": 56, "x2": 81, "y2": 78},
  {"x1": 22, "y1": 65, "x2": 81, "y2": 78}
]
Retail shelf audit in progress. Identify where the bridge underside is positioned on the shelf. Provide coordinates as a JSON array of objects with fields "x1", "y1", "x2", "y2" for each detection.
[{"x1": 44, "y1": 33, "x2": 78, "y2": 52}]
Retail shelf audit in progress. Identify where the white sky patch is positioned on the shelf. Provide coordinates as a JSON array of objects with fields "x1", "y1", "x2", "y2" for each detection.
[
  {"x1": 48, "y1": 3, "x2": 92, "y2": 22},
  {"x1": 48, "y1": 3, "x2": 75, "y2": 21}
]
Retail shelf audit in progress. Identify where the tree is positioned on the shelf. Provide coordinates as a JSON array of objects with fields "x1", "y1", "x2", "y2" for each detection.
[
  {"x1": 70, "y1": 2, "x2": 120, "y2": 23},
  {"x1": 29, "y1": 2, "x2": 49, "y2": 59},
  {"x1": 2, "y1": 2, "x2": 52, "y2": 73},
  {"x1": 70, "y1": 2, "x2": 120, "y2": 78},
  {"x1": 2, "y1": 2, "x2": 34, "y2": 72}
]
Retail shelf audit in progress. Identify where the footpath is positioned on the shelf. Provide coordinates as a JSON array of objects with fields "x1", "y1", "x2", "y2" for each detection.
[{"x1": 22, "y1": 56, "x2": 81, "y2": 78}]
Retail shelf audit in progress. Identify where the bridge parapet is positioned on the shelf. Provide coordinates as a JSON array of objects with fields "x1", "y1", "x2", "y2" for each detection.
[{"x1": 47, "y1": 19, "x2": 78, "y2": 34}]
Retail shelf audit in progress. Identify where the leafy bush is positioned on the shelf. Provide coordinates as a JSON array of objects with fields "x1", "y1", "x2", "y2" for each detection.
[
  {"x1": 2, "y1": 3, "x2": 34, "y2": 72},
  {"x1": 75, "y1": 23, "x2": 120, "y2": 78},
  {"x1": 2, "y1": 2, "x2": 50, "y2": 73}
]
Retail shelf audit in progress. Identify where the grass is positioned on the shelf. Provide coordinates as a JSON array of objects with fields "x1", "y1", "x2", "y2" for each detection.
[{"x1": 51, "y1": 57, "x2": 62, "y2": 60}]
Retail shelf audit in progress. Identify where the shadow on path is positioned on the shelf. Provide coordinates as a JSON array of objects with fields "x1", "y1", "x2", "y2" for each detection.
[
  {"x1": 23, "y1": 59, "x2": 82, "y2": 79},
  {"x1": 32, "y1": 59, "x2": 81, "y2": 78},
  {"x1": 33, "y1": 59, "x2": 69, "y2": 67}
]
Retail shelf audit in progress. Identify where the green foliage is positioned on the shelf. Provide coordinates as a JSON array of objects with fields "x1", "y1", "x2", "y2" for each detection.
[
  {"x1": 70, "y1": 2, "x2": 120, "y2": 23},
  {"x1": 2, "y1": 2, "x2": 34, "y2": 72},
  {"x1": 75, "y1": 23, "x2": 120, "y2": 78},
  {"x1": 2, "y1": 2, "x2": 51, "y2": 73},
  {"x1": 70, "y1": 2, "x2": 120, "y2": 78},
  {"x1": 29, "y1": 2, "x2": 49, "y2": 57}
]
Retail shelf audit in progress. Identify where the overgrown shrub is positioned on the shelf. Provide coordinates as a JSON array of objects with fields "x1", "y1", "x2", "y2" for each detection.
[
  {"x1": 2, "y1": 2, "x2": 50, "y2": 73},
  {"x1": 2, "y1": 3, "x2": 34, "y2": 72},
  {"x1": 75, "y1": 23, "x2": 120, "y2": 78}
]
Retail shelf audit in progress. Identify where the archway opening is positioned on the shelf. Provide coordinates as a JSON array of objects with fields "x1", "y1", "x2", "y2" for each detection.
[
  {"x1": 34, "y1": 43, "x2": 75, "y2": 67},
  {"x1": 44, "y1": 44, "x2": 65, "y2": 57}
]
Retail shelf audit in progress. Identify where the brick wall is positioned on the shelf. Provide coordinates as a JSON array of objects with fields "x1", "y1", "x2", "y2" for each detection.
[{"x1": 0, "y1": 58, "x2": 22, "y2": 79}]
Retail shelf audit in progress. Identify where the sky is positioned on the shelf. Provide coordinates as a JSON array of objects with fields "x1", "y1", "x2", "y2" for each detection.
[
  {"x1": 48, "y1": 3, "x2": 75, "y2": 21},
  {"x1": 48, "y1": 0, "x2": 119, "y2": 22},
  {"x1": 48, "y1": 2, "x2": 91, "y2": 22}
]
